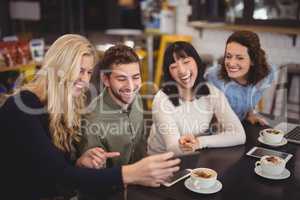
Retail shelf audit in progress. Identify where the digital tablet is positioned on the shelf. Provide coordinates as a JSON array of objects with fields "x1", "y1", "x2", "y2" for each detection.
[
  {"x1": 162, "y1": 169, "x2": 191, "y2": 187},
  {"x1": 246, "y1": 146, "x2": 293, "y2": 162}
]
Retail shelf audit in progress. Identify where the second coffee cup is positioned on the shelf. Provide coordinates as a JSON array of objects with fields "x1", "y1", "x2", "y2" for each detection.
[
  {"x1": 190, "y1": 168, "x2": 217, "y2": 189},
  {"x1": 260, "y1": 128, "x2": 284, "y2": 144},
  {"x1": 255, "y1": 155, "x2": 286, "y2": 176}
]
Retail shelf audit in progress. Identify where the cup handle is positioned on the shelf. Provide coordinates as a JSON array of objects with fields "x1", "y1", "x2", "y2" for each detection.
[
  {"x1": 255, "y1": 161, "x2": 261, "y2": 167},
  {"x1": 259, "y1": 131, "x2": 264, "y2": 138},
  {"x1": 193, "y1": 180, "x2": 200, "y2": 189}
]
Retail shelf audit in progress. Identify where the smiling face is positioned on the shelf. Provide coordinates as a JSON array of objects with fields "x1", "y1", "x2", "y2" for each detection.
[
  {"x1": 224, "y1": 42, "x2": 252, "y2": 84},
  {"x1": 102, "y1": 62, "x2": 141, "y2": 106},
  {"x1": 169, "y1": 55, "x2": 198, "y2": 91},
  {"x1": 73, "y1": 55, "x2": 94, "y2": 97}
]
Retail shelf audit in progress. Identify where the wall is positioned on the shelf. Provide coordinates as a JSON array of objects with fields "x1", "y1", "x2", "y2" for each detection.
[{"x1": 0, "y1": 0, "x2": 10, "y2": 37}]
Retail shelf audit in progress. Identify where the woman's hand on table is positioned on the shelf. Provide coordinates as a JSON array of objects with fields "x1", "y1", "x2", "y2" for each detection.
[{"x1": 179, "y1": 134, "x2": 199, "y2": 152}]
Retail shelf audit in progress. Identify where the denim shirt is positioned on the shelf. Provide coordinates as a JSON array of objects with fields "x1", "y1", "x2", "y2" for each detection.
[{"x1": 205, "y1": 65, "x2": 276, "y2": 120}]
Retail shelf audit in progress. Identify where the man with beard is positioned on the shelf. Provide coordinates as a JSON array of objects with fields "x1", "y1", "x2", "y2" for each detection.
[{"x1": 79, "y1": 44, "x2": 146, "y2": 170}]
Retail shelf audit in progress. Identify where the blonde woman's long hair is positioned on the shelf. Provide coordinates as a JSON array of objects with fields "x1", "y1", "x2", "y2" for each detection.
[{"x1": 22, "y1": 34, "x2": 98, "y2": 152}]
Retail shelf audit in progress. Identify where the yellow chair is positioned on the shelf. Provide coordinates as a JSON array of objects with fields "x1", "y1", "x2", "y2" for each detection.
[
  {"x1": 135, "y1": 48, "x2": 148, "y2": 96},
  {"x1": 147, "y1": 34, "x2": 192, "y2": 109}
]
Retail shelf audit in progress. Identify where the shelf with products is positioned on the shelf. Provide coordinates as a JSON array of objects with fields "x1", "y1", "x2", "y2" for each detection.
[
  {"x1": 189, "y1": 21, "x2": 300, "y2": 35},
  {"x1": 0, "y1": 61, "x2": 39, "y2": 73},
  {"x1": 0, "y1": 61, "x2": 41, "y2": 85},
  {"x1": 188, "y1": 0, "x2": 300, "y2": 45},
  {"x1": 188, "y1": 21, "x2": 300, "y2": 46}
]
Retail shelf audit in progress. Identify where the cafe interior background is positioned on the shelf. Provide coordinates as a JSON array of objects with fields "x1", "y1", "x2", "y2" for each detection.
[{"x1": 0, "y1": 0, "x2": 299, "y2": 124}]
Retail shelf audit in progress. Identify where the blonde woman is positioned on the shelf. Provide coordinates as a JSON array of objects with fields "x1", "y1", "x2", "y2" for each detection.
[{"x1": 0, "y1": 34, "x2": 180, "y2": 200}]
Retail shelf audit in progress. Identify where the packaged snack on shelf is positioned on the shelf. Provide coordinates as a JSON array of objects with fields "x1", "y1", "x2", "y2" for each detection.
[
  {"x1": 0, "y1": 42, "x2": 17, "y2": 67},
  {"x1": 0, "y1": 51, "x2": 6, "y2": 67},
  {"x1": 17, "y1": 41, "x2": 31, "y2": 64},
  {"x1": 5, "y1": 42, "x2": 18, "y2": 66},
  {"x1": 0, "y1": 40, "x2": 32, "y2": 67}
]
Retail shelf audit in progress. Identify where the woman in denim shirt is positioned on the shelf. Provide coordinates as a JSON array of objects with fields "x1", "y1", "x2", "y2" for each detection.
[{"x1": 205, "y1": 30, "x2": 276, "y2": 125}]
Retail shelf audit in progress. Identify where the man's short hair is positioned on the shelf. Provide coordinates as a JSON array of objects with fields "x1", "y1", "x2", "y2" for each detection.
[{"x1": 100, "y1": 44, "x2": 140, "y2": 74}]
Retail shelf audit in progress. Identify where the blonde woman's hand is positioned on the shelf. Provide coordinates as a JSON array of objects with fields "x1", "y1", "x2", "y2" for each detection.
[
  {"x1": 122, "y1": 152, "x2": 180, "y2": 187},
  {"x1": 179, "y1": 134, "x2": 199, "y2": 152},
  {"x1": 76, "y1": 147, "x2": 120, "y2": 169}
]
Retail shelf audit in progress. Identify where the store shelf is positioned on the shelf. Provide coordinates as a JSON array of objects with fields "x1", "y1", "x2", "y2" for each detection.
[
  {"x1": 0, "y1": 61, "x2": 38, "y2": 73},
  {"x1": 188, "y1": 21, "x2": 300, "y2": 35}
]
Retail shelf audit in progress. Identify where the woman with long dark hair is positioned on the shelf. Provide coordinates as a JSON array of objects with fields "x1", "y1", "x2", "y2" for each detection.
[{"x1": 147, "y1": 41, "x2": 245, "y2": 155}]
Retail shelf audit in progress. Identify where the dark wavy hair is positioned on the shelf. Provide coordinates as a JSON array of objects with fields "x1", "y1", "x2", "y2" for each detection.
[
  {"x1": 162, "y1": 41, "x2": 209, "y2": 106},
  {"x1": 220, "y1": 31, "x2": 270, "y2": 85}
]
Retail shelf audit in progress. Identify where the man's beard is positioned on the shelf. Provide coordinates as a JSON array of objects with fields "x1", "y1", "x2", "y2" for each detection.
[{"x1": 110, "y1": 87, "x2": 138, "y2": 105}]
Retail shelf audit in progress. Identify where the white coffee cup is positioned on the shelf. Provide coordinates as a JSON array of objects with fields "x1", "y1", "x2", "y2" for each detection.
[
  {"x1": 255, "y1": 155, "x2": 286, "y2": 176},
  {"x1": 260, "y1": 128, "x2": 284, "y2": 144},
  {"x1": 190, "y1": 168, "x2": 217, "y2": 189}
]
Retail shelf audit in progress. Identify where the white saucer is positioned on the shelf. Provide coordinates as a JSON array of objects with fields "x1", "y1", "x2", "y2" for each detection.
[
  {"x1": 254, "y1": 166, "x2": 291, "y2": 180},
  {"x1": 184, "y1": 178, "x2": 222, "y2": 194},
  {"x1": 258, "y1": 136, "x2": 287, "y2": 147}
]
